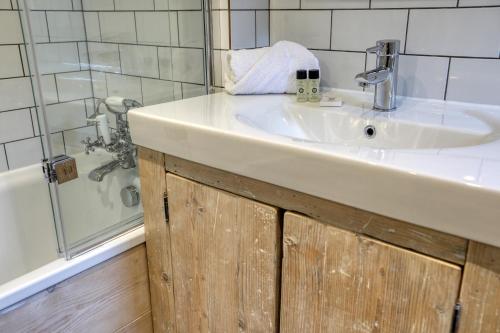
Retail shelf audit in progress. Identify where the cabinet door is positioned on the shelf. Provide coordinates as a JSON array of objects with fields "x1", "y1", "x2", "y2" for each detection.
[
  {"x1": 281, "y1": 212, "x2": 462, "y2": 333},
  {"x1": 166, "y1": 173, "x2": 281, "y2": 333}
]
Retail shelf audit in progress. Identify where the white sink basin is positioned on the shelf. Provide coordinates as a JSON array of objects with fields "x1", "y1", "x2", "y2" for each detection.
[
  {"x1": 236, "y1": 96, "x2": 497, "y2": 150},
  {"x1": 129, "y1": 89, "x2": 500, "y2": 248}
]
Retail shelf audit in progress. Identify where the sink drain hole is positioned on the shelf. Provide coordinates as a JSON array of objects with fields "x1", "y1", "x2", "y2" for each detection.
[{"x1": 364, "y1": 125, "x2": 376, "y2": 139}]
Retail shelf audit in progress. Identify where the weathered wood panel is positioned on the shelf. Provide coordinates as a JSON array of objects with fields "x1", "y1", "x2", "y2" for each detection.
[
  {"x1": 164, "y1": 154, "x2": 467, "y2": 265},
  {"x1": 138, "y1": 147, "x2": 176, "y2": 333},
  {"x1": 116, "y1": 311, "x2": 153, "y2": 333},
  {"x1": 281, "y1": 212, "x2": 462, "y2": 333},
  {"x1": 458, "y1": 241, "x2": 500, "y2": 333},
  {"x1": 0, "y1": 245, "x2": 152, "y2": 333},
  {"x1": 167, "y1": 173, "x2": 281, "y2": 332}
]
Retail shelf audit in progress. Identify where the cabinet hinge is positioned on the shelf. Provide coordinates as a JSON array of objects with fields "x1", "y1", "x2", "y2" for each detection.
[
  {"x1": 450, "y1": 302, "x2": 462, "y2": 333},
  {"x1": 163, "y1": 192, "x2": 169, "y2": 223}
]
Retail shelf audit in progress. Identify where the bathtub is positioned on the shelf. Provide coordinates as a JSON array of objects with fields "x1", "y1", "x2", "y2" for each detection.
[{"x1": 0, "y1": 150, "x2": 144, "y2": 311}]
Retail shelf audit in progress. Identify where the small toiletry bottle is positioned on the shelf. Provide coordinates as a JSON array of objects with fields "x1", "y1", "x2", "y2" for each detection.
[
  {"x1": 308, "y1": 69, "x2": 321, "y2": 102},
  {"x1": 296, "y1": 70, "x2": 308, "y2": 102}
]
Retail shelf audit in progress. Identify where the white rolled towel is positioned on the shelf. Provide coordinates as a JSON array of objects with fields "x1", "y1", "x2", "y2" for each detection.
[{"x1": 224, "y1": 41, "x2": 319, "y2": 95}]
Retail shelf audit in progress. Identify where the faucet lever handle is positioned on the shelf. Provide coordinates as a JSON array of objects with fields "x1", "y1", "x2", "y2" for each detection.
[{"x1": 366, "y1": 45, "x2": 381, "y2": 54}]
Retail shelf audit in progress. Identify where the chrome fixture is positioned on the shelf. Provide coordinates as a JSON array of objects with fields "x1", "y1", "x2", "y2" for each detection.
[
  {"x1": 120, "y1": 185, "x2": 141, "y2": 207},
  {"x1": 355, "y1": 39, "x2": 400, "y2": 111},
  {"x1": 83, "y1": 97, "x2": 143, "y2": 182}
]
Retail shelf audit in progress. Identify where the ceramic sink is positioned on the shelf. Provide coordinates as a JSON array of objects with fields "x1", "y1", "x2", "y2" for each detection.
[{"x1": 129, "y1": 89, "x2": 500, "y2": 248}]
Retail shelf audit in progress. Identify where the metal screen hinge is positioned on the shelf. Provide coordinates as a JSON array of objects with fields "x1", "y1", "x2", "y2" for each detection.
[
  {"x1": 163, "y1": 192, "x2": 169, "y2": 223},
  {"x1": 450, "y1": 302, "x2": 462, "y2": 333},
  {"x1": 42, "y1": 155, "x2": 78, "y2": 184}
]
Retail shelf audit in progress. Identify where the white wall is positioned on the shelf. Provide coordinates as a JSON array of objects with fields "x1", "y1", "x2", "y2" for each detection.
[{"x1": 216, "y1": 0, "x2": 500, "y2": 105}]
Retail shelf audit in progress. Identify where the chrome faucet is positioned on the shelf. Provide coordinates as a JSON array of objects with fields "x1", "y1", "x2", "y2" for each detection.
[
  {"x1": 83, "y1": 97, "x2": 143, "y2": 182},
  {"x1": 355, "y1": 39, "x2": 400, "y2": 111}
]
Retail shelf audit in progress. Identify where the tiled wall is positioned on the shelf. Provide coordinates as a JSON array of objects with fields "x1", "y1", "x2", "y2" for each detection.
[
  {"x1": 217, "y1": 0, "x2": 500, "y2": 105},
  {"x1": 83, "y1": 0, "x2": 207, "y2": 110},
  {"x1": 0, "y1": 0, "x2": 96, "y2": 172},
  {"x1": 211, "y1": 0, "x2": 270, "y2": 88},
  {"x1": 0, "y1": 0, "x2": 207, "y2": 172}
]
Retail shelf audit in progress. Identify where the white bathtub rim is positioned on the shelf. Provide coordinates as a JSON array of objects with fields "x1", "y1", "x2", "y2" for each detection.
[{"x1": 0, "y1": 226, "x2": 145, "y2": 312}]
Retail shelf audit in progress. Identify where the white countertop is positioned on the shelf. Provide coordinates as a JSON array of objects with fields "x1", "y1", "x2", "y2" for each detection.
[{"x1": 129, "y1": 90, "x2": 500, "y2": 247}]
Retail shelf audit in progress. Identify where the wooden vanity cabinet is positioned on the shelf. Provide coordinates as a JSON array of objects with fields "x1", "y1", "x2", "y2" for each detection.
[
  {"x1": 138, "y1": 148, "x2": 500, "y2": 333},
  {"x1": 281, "y1": 212, "x2": 462, "y2": 333}
]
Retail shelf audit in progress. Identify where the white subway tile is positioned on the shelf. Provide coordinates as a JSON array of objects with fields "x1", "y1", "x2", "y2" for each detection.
[
  {"x1": 168, "y1": 0, "x2": 201, "y2": 10},
  {"x1": 84, "y1": 12, "x2": 101, "y2": 42},
  {"x1": 142, "y1": 78, "x2": 175, "y2": 106},
  {"x1": 136, "y1": 12, "x2": 171, "y2": 46},
  {"x1": 158, "y1": 47, "x2": 173, "y2": 80},
  {"x1": 459, "y1": 0, "x2": 500, "y2": 5},
  {"x1": 72, "y1": 0, "x2": 82, "y2": 10},
  {"x1": 172, "y1": 48, "x2": 205, "y2": 84},
  {"x1": 29, "y1": 11, "x2": 49, "y2": 43},
  {"x1": 40, "y1": 74, "x2": 59, "y2": 104},
  {"x1": 182, "y1": 83, "x2": 205, "y2": 99},
  {"x1": 88, "y1": 42, "x2": 121, "y2": 73},
  {"x1": 311, "y1": 50, "x2": 365, "y2": 90},
  {"x1": 0, "y1": 145, "x2": 7, "y2": 172},
  {"x1": 91, "y1": 71, "x2": 108, "y2": 98},
  {"x1": 45, "y1": 100, "x2": 87, "y2": 132},
  {"x1": 119, "y1": 44, "x2": 159, "y2": 78},
  {"x1": 28, "y1": 0, "x2": 72, "y2": 10},
  {"x1": 256, "y1": 11, "x2": 269, "y2": 48},
  {"x1": 63, "y1": 126, "x2": 97, "y2": 155},
  {"x1": 50, "y1": 132, "x2": 66, "y2": 156},
  {"x1": 0, "y1": 11, "x2": 23, "y2": 44},
  {"x1": 99, "y1": 12, "x2": 137, "y2": 44},
  {"x1": 4, "y1": 137, "x2": 43, "y2": 170},
  {"x1": 174, "y1": 82, "x2": 183, "y2": 100},
  {"x1": 0, "y1": 77, "x2": 34, "y2": 112},
  {"x1": 271, "y1": 0, "x2": 300, "y2": 9},
  {"x1": 0, "y1": 0, "x2": 11, "y2": 9},
  {"x1": 212, "y1": 10, "x2": 230, "y2": 49},
  {"x1": 0, "y1": 109, "x2": 33, "y2": 143},
  {"x1": 372, "y1": 0, "x2": 456, "y2": 7},
  {"x1": 82, "y1": 0, "x2": 114, "y2": 10},
  {"x1": 302, "y1": 0, "x2": 369, "y2": 9},
  {"x1": 271, "y1": 10, "x2": 332, "y2": 49},
  {"x1": 331, "y1": 10, "x2": 407, "y2": 52},
  {"x1": 78, "y1": 42, "x2": 90, "y2": 70},
  {"x1": 56, "y1": 71, "x2": 93, "y2": 102},
  {"x1": 212, "y1": 50, "x2": 224, "y2": 87},
  {"x1": 397, "y1": 55, "x2": 449, "y2": 99},
  {"x1": 406, "y1": 8, "x2": 500, "y2": 57},
  {"x1": 231, "y1": 0, "x2": 268, "y2": 9},
  {"x1": 212, "y1": 0, "x2": 229, "y2": 9},
  {"x1": 447, "y1": 58, "x2": 500, "y2": 105},
  {"x1": 231, "y1": 11, "x2": 256, "y2": 50},
  {"x1": 178, "y1": 11, "x2": 205, "y2": 48},
  {"x1": 169, "y1": 12, "x2": 179, "y2": 47},
  {"x1": 115, "y1": 0, "x2": 154, "y2": 10},
  {"x1": 106, "y1": 73, "x2": 143, "y2": 102},
  {"x1": 37, "y1": 43, "x2": 80, "y2": 74},
  {"x1": 0, "y1": 45, "x2": 23, "y2": 78},
  {"x1": 46, "y1": 11, "x2": 85, "y2": 42}
]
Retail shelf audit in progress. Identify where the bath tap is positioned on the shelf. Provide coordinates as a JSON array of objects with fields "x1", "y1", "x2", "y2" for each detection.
[
  {"x1": 83, "y1": 97, "x2": 143, "y2": 182},
  {"x1": 355, "y1": 39, "x2": 400, "y2": 111},
  {"x1": 88, "y1": 160, "x2": 121, "y2": 182}
]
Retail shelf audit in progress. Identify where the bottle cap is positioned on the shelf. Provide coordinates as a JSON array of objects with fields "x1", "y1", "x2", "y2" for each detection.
[
  {"x1": 308, "y1": 69, "x2": 320, "y2": 79},
  {"x1": 296, "y1": 70, "x2": 307, "y2": 80}
]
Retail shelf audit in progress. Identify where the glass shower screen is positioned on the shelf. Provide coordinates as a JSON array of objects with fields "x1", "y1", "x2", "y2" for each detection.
[{"x1": 19, "y1": 0, "x2": 210, "y2": 258}]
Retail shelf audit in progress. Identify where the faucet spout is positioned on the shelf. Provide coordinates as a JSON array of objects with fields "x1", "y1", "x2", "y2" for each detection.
[
  {"x1": 355, "y1": 67, "x2": 391, "y2": 86},
  {"x1": 88, "y1": 160, "x2": 121, "y2": 182}
]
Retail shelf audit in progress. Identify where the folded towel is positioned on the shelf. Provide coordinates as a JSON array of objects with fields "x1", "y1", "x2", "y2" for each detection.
[{"x1": 224, "y1": 41, "x2": 319, "y2": 95}]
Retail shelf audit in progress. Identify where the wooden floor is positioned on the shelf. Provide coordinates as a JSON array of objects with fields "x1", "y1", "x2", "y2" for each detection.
[{"x1": 0, "y1": 244, "x2": 152, "y2": 333}]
